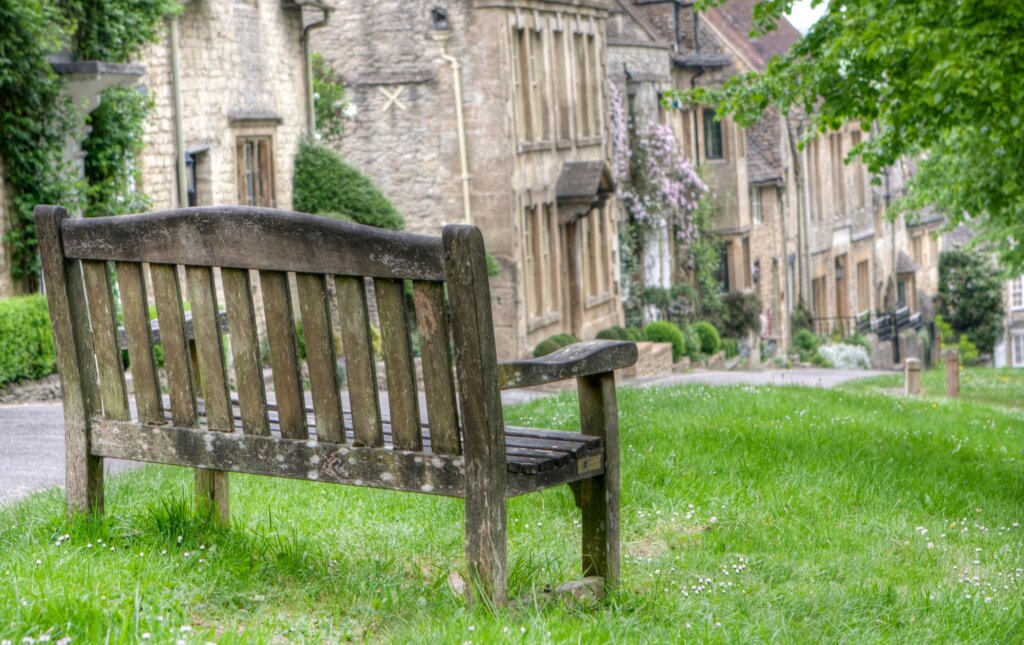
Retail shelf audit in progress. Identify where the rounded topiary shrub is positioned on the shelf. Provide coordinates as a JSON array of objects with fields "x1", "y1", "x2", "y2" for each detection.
[
  {"x1": 625, "y1": 327, "x2": 645, "y2": 342},
  {"x1": 533, "y1": 332, "x2": 579, "y2": 357},
  {"x1": 596, "y1": 326, "x2": 630, "y2": 341},
  {"x1": 293, "y1": 140, "x2": 405, "y2": 230},
  {"x1": 643, "y1": 321, "x2": 685, "y2": 362},
  {"x1": 691, "y1": 321, "x2": 721, "y2": 355}
]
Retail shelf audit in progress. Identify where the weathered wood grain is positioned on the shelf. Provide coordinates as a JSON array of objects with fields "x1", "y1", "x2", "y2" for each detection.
[
  {"x1": 413, "y1": 281, "x2": 460, "y2": 455},
  {"x1": 186, "y1": 265, "x2": 232, "y2": 524},
  {"x1": 35, "y1": 205, "x2": 104, "y2": 516},
  {"x1": 150, "y1": 264, "x2": 197, "y2": 427},
  {"x1": 90, "y1": 419, "x2": 467, "y2": 497},
  {"x1": 443, "y1": 224, "x2": 508, "y2": 606},
  {"x1": 577, "y1": 371, "x2": 620, "y2": 587},
  {"x1": 498, "y1": 340, "x2": 638, "y2": 389},
  {"x1": 334, "y1": 276, "x2": 383, "y2": 447},
  {"x1": 61, "y1": 207, "x2": 445, "y2": 280},
  {"x1": 375, "y1": 278, "x2": 422, "y2": 451},
  {"x1": 221, "y1": 268, "x2": 270, "y2": 436},
  {"x1": 259, "y1": 270, "x2": 308, "y2": 439},
  {"x1": 81, "y1": 261, "x2": 130, "y2": 421},
  {"x1": 115, "y1": 262, "x2": 163, "y2": 424},
  {"x1": 296, "y1": 273, "x2": 344, "y2": 443}
]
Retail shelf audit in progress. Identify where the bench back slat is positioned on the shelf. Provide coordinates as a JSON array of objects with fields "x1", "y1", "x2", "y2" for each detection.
[
  {"x1": 114, "y1": 262, "x2": 163, "y2": 424},
  {"x1": 186, "y1": 266, "x2": 233, "y2": 432},
  {"x1": 81, "y1": 260, "x2": 131, "y2": 422},
  {"x1": 221, "y1": 268, "x2": 270, "y2": 436},
  {"x1": 60, "y1": 207, "x2": 445, "y2": 280},
  {"x1": 296, "y1": 272, "x2": 344, "y2": 444},
  {"x1": 259, "y1": 270, "x2": 309, "y2": 440},
  {"x1": 375, "y1": 277, "x2": 423, "y2": 451},
  {"x1": 413, "y1": 280, "x2": 460, "y2": 456},
  {"x1": 334, "y1": 275, "x2": 384, "y2": 447},
  {"x1": 151, "y1": 264, "x2": 198, "y2": 427}
]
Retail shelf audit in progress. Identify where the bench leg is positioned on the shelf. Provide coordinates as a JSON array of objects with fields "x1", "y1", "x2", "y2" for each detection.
[
  {"x1": 465, "y1": 485, "x2": 507, "y2": 606},
  {"x1": 577, "y1": 372, "x2": 621, "y2": 587},
  {"x1": 195, "y1": 469, "x2": 229, "y2": 526},
  {"x1": 66, "y1": 444, "x2": 104, "y2": 517}
]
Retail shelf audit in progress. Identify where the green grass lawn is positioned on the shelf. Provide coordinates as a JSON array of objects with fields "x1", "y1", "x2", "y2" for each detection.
[
  {"x1": 2, "y1": 384, "x2": 1023, "y2": 643},
  {"x1": 842, "y1": 367, "x2": 1024, "y2": 411}
]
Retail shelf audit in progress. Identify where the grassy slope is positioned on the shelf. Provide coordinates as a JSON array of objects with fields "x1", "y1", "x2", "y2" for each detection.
[{"x1": 1, "y1": 385, "x2": 1023, "y2": 643}]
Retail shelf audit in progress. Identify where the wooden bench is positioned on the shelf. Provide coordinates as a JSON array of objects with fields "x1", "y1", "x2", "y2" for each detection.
[{"x1": 35, "y1": 204, "x2": 637, "y2": 605}]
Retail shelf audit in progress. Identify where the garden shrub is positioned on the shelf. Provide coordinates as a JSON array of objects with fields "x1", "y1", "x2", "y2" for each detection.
[
  {"x1": 644, "y1": 321, "x2": 686, "y2": 362},
  {"x1": 718, "y1": 292, "x2": 762, "y2": 339},
  {"x1": 596, "y1": 326, "x2": 631, "y2": 341},
  {"x1": 957, "y1": 334, "x2": 979, "y2": 364},
  {"x1": 691, "y1": 321, "x2": 721, "y2": 355},
  {"x1": 0, "y1": 295, "x2": 56, "y2": 386},
  {"x1": 682, "y1": 325, "x2": 702, "y2": 359},
  {"x1": 625, "y1": 327, "x2": 645, "y2": 342},
  {"x1": 793, "y1": 329, "x2": 820, "y2": 362},
  {"x1": 841, "y1": 332, "x2": 871, "y2": 355},
  {"x1": 293, "y1": 141, "x2": 405, "y2": 230},
  {"x1": 721, "y1": 338, "x2": 740, "y2": 358},
  {"x1": 818, "y1": 343, "x2": 870, "y2": 369},
  {"x1": 533, "y1": 333, "x2": 578, "y2": 357}
]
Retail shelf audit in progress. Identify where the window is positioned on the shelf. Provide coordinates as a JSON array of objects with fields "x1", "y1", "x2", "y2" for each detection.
[
  {"x1": 186, "y1": 152, "x2": 198, "y2": 207},
  {"x1": 830, "y1": 133, "x2": 845, "y2": 216},
  {"x1": 751, "y1": 187, "x2": 762, "y2": 225},
  {"x1": 703, "y1": 108, "x2": 723, "y2": 160},
  {"x1": 742, "y1": 237, "x2": 752, "y2": 289},
  {"x1": 1012, "y1": 276, "x2": 1024, "y2": 310},
  {"x1": 851, "y1": 131, "x2": 866, "y2": 210},
  {"x1": 573, "y1": 33, "x2": 593, "y2": 138},
  {"x1": 1013, "y1": 332, "x2": 1024, "y2": 367},
  {"x1": 511, "y1": 27, "x2": 531, "y2": 142},
  {"x1": 911, "y1": 235, "x2": 923, "y2": 266},
  {"x1": 856, "y1": 260, "x2": 870, "y2": 312},
  {"x1": 528, "y1": 28, "x2": 549, "y2": 141},
  {"x1": 552, "y1": 28, "x2": 571, "y2": 141},
  {"x1": 897, "y1": 278, "x2": 908, "y2": 309},
  {"x1": 236, "y1": 137, "x2": 273, "y2": 207},
  {"x1": 812, "y1": 276, "x2": 827, "y2": 321},
  {"x1": 524, "y1": 204, "x2": 560, "y2": 318}
]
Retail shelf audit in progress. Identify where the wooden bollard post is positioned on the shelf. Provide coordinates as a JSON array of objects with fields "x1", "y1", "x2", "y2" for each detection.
[
  {"x1": 945, "y1": 349, "x2": 960, "y2": 398},
  {"x1": 904, "y1": 358, "x2": 921, "y2": 396}
]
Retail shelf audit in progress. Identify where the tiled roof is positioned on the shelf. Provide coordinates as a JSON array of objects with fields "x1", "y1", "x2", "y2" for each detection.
[
  {"x1": 746, "y1": 113, "x2": 785, "y2": 184},
  {"x1": 703, "y1": 0, "x2": 801, "y2": 71}
]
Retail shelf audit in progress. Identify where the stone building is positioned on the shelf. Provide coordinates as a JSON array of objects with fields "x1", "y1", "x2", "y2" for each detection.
[
  {"x1": 615, "y1": 0, "x2": 945, "y2": 354},
  {"x1": 312, "y1": 0, "x2": 623, "y2": 359},
  {"x1": 137, "y1": 0, "x2": 314, "y2": 212}
]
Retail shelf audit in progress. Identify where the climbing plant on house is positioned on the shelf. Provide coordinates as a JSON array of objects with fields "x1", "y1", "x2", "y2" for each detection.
[
  {"x1": 609, "y1": 83, "x2": 720, "y2": 325},
  {"x1": 83, "y1": 86, "x2": 153, "y2": 218},
  {"x1": 312, "y1": 53, "x2": 355, "y2": 145},
  {"x1": 0, "y1": 0, "x2": 178, "y2": 290}
]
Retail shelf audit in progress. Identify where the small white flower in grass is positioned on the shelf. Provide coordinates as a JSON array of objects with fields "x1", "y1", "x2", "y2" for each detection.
[
  {"x1": 343, "y1": 104, "x2": 358, "y2": 118},
  {"x1": 468, "y1": 626, "x2": 475, "y2": 632},
  {"x1": 2, "y1": 640, "x2": 11, "y2": 645},
  {"x1": 177, "y1": 536, "x2": 183, "y2": 544},
  {"x1": 36, "y1": 559, "x2": 42, "y2": 565},
  {"x1": 87, "y1": 544, "x2": 92, "y2": 549},
  {"x1": 709, "y1": 517, "x2": 718, "y2": 524},
  {"x1": 161, "y1": 550, "x2": 167, "y2": 556},
  {"x1": 179, "y1": 626, "x2": 192, "y2": 633},
  {"x1": 21, "y1": 638, "x2": 34, "y2": 644},
  {"x1": 37, "y1": 635, "x2": 50, "y2": 642},
  {"x1": 156, "y1": 615, "x2": 164, "y2": 622},
  {"x1": 200, "y1": 545, "x2": 205, "y2": 551},
  {"x1": 927, "y1": 543, "x2": 935, "y2": 549},
  {"x1": 141, "y1": 634, "x2": 151, "y2": 640},
  {"x1": 56, "y1": 638, "x2": 71, "y2": 645},
  {"x1": 520, "y1": 627, "x2": 526, "y2": 634},
  {"x1": 184, "y1": 552, "x2": 190, "y2": 558},
  {"x1": 985, "y1": 597, "x2": 993, "y2": 603}
]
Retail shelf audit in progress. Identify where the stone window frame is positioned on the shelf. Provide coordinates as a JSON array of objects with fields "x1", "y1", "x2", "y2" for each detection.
[
  {"x1": 1012, "y1": 330, "x2": 1024, "y2": 367},
  {"x1": 522, "y1": 197, "x2": 562, "y2": 328},
  {"x1": 581, "y1": 204, "x2": 613, "y2": 307},
  {"x1": 829, "y1": 132, "x2": 846, "y2": 216},
  {"x1": 1011, "y1": 275, "x2": 1024, "y2": 310},
  {"x1": 856, "y1": 259, "x2": 871, "y2": 313},
  {"x1": 236, "y1": 135, "x2": 275, "y2": 208},
  {"x1": 702, "y1": 108, "x2": 724, "y2": 161},
  {"x1": 751, "y1": 186, "x2": 762, "y2": 225},
  {"x1": 550, "y1": 16, "x2": 574, "y2": 147}
]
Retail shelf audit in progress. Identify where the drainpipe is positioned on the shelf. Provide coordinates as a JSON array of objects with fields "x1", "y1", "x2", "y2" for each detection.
[
  {"x1": 170, "y1": 16, "x2": 188, "y2": 208},
  {"x1": 294, "y1": 1, "x2": 333, "y2": 137},
  {"x1": 432, "y1": 30, "x2": 472, "y2": 225},
  {"x1": 689, "y1": 6, "x2": 704, "y2": 163}
]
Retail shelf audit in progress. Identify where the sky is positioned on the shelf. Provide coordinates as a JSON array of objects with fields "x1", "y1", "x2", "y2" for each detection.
[{"x1": 786, "y1": 0, "x2": 827, "y2": 34}]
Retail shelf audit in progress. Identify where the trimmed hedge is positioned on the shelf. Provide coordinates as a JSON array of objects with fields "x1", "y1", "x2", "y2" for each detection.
[
  {"x1": 692, "y1": 321, "x2": 721, "y2": 355},
  {"x1": 644, "y1": 321, "x2": 686, "y2": 362},
  {"x1": 0, "y1": 295, "x2": 56, "y2": 386},
  {"x1": 533, "y1": 332, "x2": 578, "y2": 358},
  {"x1": 596, "y1": 326, "x2": 630, "y2": 341},
  {"x1": 293, "y1": 141, "x2": 405, "y2": 231}
]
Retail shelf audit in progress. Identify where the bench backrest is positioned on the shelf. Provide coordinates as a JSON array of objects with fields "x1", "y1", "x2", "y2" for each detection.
[{"x1": 36, "y1": 205, "x2": 506, "y2": 473}]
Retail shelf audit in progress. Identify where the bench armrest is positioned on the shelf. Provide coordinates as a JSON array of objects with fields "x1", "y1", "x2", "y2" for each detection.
[{"x1": 498, "y1": 340, "x2": 638, "y2": 389}]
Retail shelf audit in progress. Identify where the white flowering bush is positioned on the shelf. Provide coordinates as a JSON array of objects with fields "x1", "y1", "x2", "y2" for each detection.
[{"x1": 817, "y1": 343, "x2": 870, "y2": 370}]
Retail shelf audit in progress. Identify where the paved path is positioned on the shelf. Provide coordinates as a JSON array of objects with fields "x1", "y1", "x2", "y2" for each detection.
[{"x1": 0, "y1": 368, "x2": 885, "y2": 506}]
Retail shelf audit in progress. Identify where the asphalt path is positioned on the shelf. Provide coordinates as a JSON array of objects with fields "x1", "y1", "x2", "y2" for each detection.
[{"x1": 0, "y1": 368, "x2": 886, "y2": 506}]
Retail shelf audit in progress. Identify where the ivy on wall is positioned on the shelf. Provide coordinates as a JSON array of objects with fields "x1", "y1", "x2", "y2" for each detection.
[
  {"x1": 0, "y1": 0, "x2": 178, "y2": 291},
  {"x1": 312, "y1": 53, "x2": 355, "y2": 145},
  {"x1": 83, "y1": 85, "x2": 154, "y2": 218}
]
